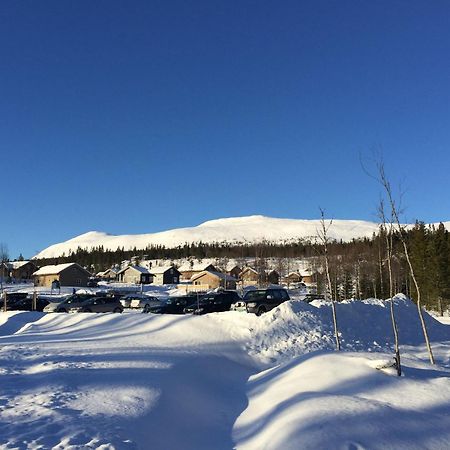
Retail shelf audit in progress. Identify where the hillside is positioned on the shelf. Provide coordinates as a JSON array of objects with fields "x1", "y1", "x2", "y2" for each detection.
[{"x1": 33, "y1": 215, "x2": 450, "y2": 259}]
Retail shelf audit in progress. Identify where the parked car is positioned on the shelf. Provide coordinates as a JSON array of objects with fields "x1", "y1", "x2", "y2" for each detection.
[
  {"x1": 43, "y1": 293, "x2": 96, "y2": 313},
  {"x1": 0, "y1": 292, "x2": 38, "y2": 311},
  {"x1": 87, "y1": 277, "x2": 100, "y2": 287},
  {"x1": 68, "y1": 296, "x2": 123, "y2": 313},
  {"x1": 145, "y1": 295, "x2": 198, "y2": 314},
  {"x1": 0, "y1": 292, "x2": 31, "y2": 311},
  {"x1": 119, "y1": 294, "x2": 161, "y2": 312},
  {"x1": 244, "y1": 288, "x2": 290, "y2": 315},
  {"x1": 184, "y1": 291, "x2": 241, "y2": 315},
  {"x1": 12, "y1": 296, "x2": 50, "y2": 312},
  {"x1": 303, "y1": 293, "x2": 325, "y2": 303}
]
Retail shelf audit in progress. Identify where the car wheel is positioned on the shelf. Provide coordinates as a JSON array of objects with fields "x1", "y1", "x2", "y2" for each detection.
[
  {"x1": 256, "y1": 306, "x2": 266, "y2": 316},
  {"x1": 84, "y1": 308, "x2": 92, "y2": 313},
  {"x1": 143, "y1": 304, "x2": 150, "y2": 313},
  {"x1": 58, "y1": 308, "x2": 67, "y2": 313},
  {"x1": 113, "y1": 307, "x2": 122, "y2": 313}
]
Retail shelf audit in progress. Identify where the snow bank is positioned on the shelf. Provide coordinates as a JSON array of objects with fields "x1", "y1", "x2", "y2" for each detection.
[{"x1": 247, "y1": 295, "x2": 449, "y2": 365}]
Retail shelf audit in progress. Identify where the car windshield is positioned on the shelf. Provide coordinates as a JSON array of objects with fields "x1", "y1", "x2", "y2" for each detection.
[{"x1": 244, "y1": 290, "x2": 267, "y2": 300}]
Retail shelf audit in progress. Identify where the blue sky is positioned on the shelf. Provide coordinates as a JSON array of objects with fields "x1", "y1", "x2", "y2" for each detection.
[{"x1": 1, "y1": 0, "x2": 449, "y2": 259}]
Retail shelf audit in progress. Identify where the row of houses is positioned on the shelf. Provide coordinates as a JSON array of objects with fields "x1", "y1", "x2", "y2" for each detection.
[
  {"x1": 97, "y1": 262, "x2": 315, "y2": 291},
  {"x1": 1, "y1": 259, "x2": 315, "y2": 291}
]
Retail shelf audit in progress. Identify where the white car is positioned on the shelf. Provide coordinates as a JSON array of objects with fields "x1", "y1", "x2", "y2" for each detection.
[{"x1": 120, "y1": 294, "x2": 161, "y2": 312}]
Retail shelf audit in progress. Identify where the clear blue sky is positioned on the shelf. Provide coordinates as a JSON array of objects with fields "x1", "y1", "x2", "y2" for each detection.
[{"x1": 1, "y1": 0, "x2": 449, "y2": 259}]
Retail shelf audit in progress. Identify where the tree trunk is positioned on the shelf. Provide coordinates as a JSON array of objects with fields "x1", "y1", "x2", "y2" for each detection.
[
  {"x1": 319, "y1": 209, "x2": 341, "y2": 352},
  {"x1": 377, "y1": 162, "x2": 435, "y2": 365}
]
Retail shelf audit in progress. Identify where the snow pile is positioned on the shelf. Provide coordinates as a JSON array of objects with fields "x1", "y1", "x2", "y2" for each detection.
[{"x1": 247, "y1": 295, "x2": 449, "y2": 365}]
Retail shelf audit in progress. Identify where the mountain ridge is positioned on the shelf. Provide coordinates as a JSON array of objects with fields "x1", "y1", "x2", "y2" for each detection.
[{"x1": 33, "y1": 215, "x2": 450, "y2": 259}]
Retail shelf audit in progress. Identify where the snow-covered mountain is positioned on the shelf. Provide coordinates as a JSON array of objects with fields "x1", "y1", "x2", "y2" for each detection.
[{"x1": 33, "y1": 215, "x2": 450, "y2": 259}]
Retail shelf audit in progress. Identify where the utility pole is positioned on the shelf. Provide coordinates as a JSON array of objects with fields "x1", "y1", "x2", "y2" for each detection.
[{"x1": 32, "y1": 291, "x2": 37, "y2": 311}]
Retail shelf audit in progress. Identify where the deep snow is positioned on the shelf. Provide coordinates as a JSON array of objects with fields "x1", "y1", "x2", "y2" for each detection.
[{"x1": 0, "y1": 297, "x2": 449, "y2": 449}]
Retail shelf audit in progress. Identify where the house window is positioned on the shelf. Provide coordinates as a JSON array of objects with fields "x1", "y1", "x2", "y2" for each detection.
[{"x1": 76, "y1": 279, "x2": 81, "y2": 285}]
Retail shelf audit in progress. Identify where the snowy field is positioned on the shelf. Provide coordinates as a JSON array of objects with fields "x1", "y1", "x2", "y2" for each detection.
[{"x1": 0, "y1": 296, "x2": 450, "y2": 449}]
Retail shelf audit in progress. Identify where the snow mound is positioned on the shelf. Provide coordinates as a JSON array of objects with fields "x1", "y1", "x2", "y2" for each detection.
[
  {"x1": 0, "y1": 312, "x2": 45, "y2": 337},
  {"x1": 247, "y1": 296, "x2": 449, "y2": 365}
]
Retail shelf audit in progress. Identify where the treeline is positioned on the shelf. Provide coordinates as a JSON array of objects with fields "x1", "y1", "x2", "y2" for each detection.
[
  {"x1": 317, "y1": 222, "x2": 450, "y2": 310},
  {"x1": 34, "y1": 222, "x2": 450, "y2": 309},
  {"x1": 35, "y1": 240, "x2": 316, "y2": 272}
]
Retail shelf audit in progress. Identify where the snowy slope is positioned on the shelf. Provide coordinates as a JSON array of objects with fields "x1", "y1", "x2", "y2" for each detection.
[
  {"x1": 0, "y1": 297, "x2": 450, "y2": 449},
  {"x1": 33, "y1": 215, "x2": 450, "y2": 259}
]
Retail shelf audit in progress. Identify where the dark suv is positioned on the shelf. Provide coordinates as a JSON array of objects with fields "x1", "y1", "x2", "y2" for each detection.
[
  {"x1": 146, "y1": 295, "x2": 199, "y2": 315},
  {"x1": 244, "y1": 288, "x2": 290, "y2": 315},
  {"x1": 184, "y1": 291, "x2": 241, "y2": 315}
]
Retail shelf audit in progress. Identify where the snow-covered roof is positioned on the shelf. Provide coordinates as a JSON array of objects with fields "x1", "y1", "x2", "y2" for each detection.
[
  {"x1": 33, "y1": 263, "x2": 85, "y2": 276},
  {"x1": 287, "y1": 271, "x2": 302, "y2": 277},
  {"x1": 178, "y1": 262, "x2": 216, "y2": 272},
  {"x1": 117, "y1": 265, "x2": 152, "y2": 275},
  {"x1": 5, "y1": 261, "x2": 34, "y2": 270},
  {"x1": 191, "y1": 270, "x2": 236, "y2": 282},
  {"x1": 240, "y1": 267, "x2": 258, "y2": 275},
  {"x1": 147, "y1": 265, "x2": 178, "y2": 275},
  {"x1": 227, "y1": 263, "x2": 242, "y2": 271},
  {"x1": 301, "y1": 269, "x2": 314, "y2": 276}
]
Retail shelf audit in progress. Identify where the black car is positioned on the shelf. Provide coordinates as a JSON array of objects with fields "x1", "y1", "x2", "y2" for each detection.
[
  {"x1": 0, "y1": 292, "x2": 31, "y2": 311},
  {"x1": 244, "y1": 288, "x2": 290, "y2": 315},
  {"x1": 145, "y1": 295, "x2": 198, "y2": 315},
  {"x1": 184, "y1": 291, "x2": 241, "y2": 315},
  {"x1": 12, "y1": 296, "x2": 50, "y2": 312}
]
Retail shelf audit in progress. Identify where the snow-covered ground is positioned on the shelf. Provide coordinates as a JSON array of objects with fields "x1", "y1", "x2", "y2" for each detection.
[{"x1": 0, "y1": 296, "x2": 449, "y2": 449}]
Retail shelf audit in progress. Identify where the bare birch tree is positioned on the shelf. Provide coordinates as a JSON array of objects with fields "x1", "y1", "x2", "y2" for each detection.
[
  {"x1": 378, "y1": 199, "x2": 402, "y2": 375},
  {"x1": 317, "y1": 208, "x2": 341, "y2": 351},
  {"x1": 377, "y1": 162, "x2": 435, "y2": 365}
]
